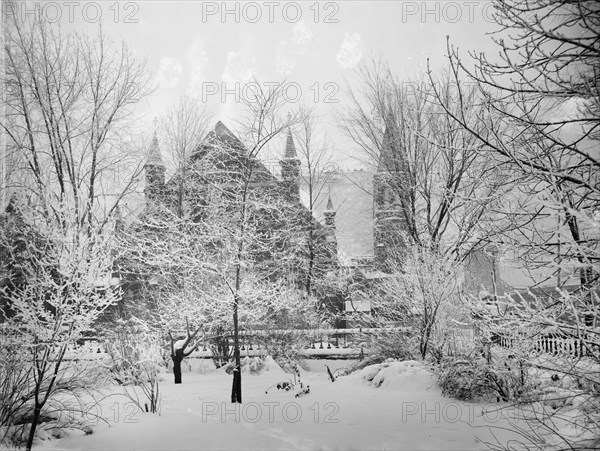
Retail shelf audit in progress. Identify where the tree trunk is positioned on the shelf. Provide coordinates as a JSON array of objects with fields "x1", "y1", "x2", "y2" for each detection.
[
  {"x1": 173, "y1": 350, "x2": 183, "y2": 384},
  {"x1": 26, "y1": 403, "x2": 42, "y2": 451},
  {"x1": 231, "y1": 295, "x2": 242, "y2": 403},
  {"x1": 566, "y1": 211, "x2": 595, "y2": 328}
]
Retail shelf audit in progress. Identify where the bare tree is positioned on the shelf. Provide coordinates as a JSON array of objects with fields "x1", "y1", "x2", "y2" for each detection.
[
  {"x1": 1, "y1": 9, "x2": 154, "y2": 448},
  {"x1": 3, "y1": 14, "x2": 153, "y2": 229},
  {"x1": 168, "y1": 318, "x2": 203, "y2": 384},
  {"x1": 294, "y1": 109, "x2": 338, "y2": 297},
  {"x1": 430, "y1": 2, "x2": 599, "y2": 448},
  {"x1": 120, "y1": 82, "x2": 324, "y2": 402},
  {"x1": 0, "y1": 199, "x2": 119, "y2": 451},
  {"x1": 341, "y1": 59, "x2": 512, "y2": 262},
  {"x1": 159, "y1": 95, "x2": 213, "y2": 217},
  {"x1": 119, "y1": 200, "x2": 319, "y2": 385},
  {"x1": 223, "y1": 90, "x2": 295, "y2": 402},
  {"x1": 367, "y1": 243, "x2": 463, "y2": 360},
  {"x1": 433, "y1": 0, "x2": 598, "y2": 316}
]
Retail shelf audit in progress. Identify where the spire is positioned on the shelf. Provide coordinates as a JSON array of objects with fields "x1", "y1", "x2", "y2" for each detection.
[
  {"x1": 284, "y1": 127, "x2": 297, "y2": 159},
  {"x1": 144, "y1": 126, "x2": 165, "y2": 206},
  {"x1": 283, "y1": 112, "x2": 297, "y2": 159},
  {"x1": 280, "y1": 117, "x2": 300, "y2": 199},
  {"x1": 145, "y1": 130, "x2": 164, "y2": 167},
  {"x1": 325, "y1": 192, "x2": 334, "y2": 212},
  {"x1": 323, "y1": 190, "x2": 336, "y2": 230}
]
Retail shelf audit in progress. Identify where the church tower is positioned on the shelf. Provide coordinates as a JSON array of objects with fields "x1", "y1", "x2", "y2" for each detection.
[
  {"x1": 373, "y1": 124, "x2": 409, "y2": 270},
  {"x1": 144, "y1": 130, "x2": 165, "y2": 209},
  {"x1": 280, "y1": 127, "x2": 301, "y2": 201},
  {"x1": 324, "y1": 193, "x2": 336, "y2": 229},
  {"x1": 323, "y1": 192, "x2": 338, "y2": 263}
]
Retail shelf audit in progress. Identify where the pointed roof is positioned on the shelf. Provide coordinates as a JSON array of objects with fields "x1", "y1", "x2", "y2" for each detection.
[
  {"x1": 284, "y1": 128, "x2": 297, "y2": 159},
  {"x1": 145, "y1": 132, "x2": 164, "y2": 167},
  {"x1": 184, "y1": 122, "x2": 275, "y2": 183},
  {"x1": 325, "y1": 193, "x2": 335, "y2": 212},
  {"x1": 214, "y1": 121, "x2": 246, "y2": 152}
]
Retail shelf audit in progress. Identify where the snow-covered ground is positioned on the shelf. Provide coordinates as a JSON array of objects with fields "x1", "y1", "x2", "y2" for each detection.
[{"x1": 35, "y1": 358, "x2": 525, "y2": 451}]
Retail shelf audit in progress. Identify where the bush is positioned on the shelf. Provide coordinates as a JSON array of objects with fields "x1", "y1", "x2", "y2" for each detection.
[
  {"x1": 0, "y1": 334, "x2": 33, "y2": 447},
  {"x1": 101, "y1": 318, "x2": 163, "y2": 414},
  {"x1": 367, "y1": 329, "x2": 418, "y2": 361},
  {"x1": 438, "y1": 354, "x2": 528, "y2": 402},
  {"x1": 0, "y1": 332, "x2": 106, "y2": 447}
]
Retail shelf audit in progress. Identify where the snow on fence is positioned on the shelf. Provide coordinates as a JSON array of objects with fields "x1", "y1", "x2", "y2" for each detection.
[
  {"x1": 496, "y1": 334, "x2": 592, "y2": 358},
  {"x1": 444, "y1": 325, "x2": 595, "y2": 358},
  {"x1": 62, "y1": 327, "x2": 411, "y2": 361},
  {"x1": 62, "y1": 339, "x2": 363, "y2": 361},
  {"x1": 60, "y1": 327, "x2": 596, "y2": 362}
]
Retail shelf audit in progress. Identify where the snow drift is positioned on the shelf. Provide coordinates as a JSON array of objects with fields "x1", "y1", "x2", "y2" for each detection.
[{"x1": 357, "y1": 359, "x2": 437, "y2": 392}]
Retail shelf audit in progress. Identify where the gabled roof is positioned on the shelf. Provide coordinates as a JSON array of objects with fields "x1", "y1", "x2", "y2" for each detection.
[
  {"x1": 214, "y1": 121, "x2": 246, "y2": 153},
  {"x1": 169, "y1": 122, "x2": 280, "y2": 189}
]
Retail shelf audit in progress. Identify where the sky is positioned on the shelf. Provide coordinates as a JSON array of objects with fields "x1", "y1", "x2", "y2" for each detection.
[
  {"x1": 48, "y1": 0, "x2": 501, "y2": 168},
  {"x1": 8, "y1": 1, "x2": 591, "y2": 287}
]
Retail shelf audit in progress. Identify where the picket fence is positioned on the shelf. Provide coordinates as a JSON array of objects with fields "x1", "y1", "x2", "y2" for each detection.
[
  {"x1": 446, "y1": 325, "x2": 596, "y2": 358},
  {"x1": 495, "y1": 334, "x2": 593, "y2": 358}
]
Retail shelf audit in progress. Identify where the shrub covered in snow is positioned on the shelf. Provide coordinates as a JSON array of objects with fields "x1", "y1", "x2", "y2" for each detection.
[
  {"x1": 366, "y1": 328, "x2": 418, "y2": 361},
  {"x1": 0, "y1": 331, "x2": 107, "y2": 449},
  {"x1": 437, "y1": 351, "x2": 529, "y2": 402},
  {"x1": 101, "y1": 318, "x2": 163, "y2": 414}
]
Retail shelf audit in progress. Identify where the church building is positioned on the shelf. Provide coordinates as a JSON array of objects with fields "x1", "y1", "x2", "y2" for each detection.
[{"x1": 116, "y1": 121, "x2": 341, "y2": 319}]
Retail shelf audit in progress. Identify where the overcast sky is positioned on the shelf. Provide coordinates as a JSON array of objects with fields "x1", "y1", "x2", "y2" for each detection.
[{"x1": 55, "y1": 1, "x2": 501, "y2": 167}]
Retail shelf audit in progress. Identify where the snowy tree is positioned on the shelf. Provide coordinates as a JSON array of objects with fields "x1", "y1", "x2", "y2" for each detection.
[
  {"x1": 0, "y1": 199, "x2": 119, "y2": 450},
  {"x1": 159, "y1": 95, "x2": 213, "y2": 218},
  {"x1": 101, "y1": 316, "x2": 163, "y2": 412},
  {"x1": 119, "y1": 83, "x2": 335, "y2": 400},
  {"x1": 294, "y1": 109, "x2": 339, "y2": 297},
  {"x1": 168, "y1": 318, "x2": 203, "y2": 385},
  {"x1": 0, "y1": 8, "x2": 153, "y2": 448},
  {"x1": 366, "y1": 244, "x2": 464, "y2": 360},
  {"x1": 435, "y1": 0, "x2": 598, "y2": 305},
  {"x1": 431, "y1": 2, "x2": 600, "y2": 447},
  {"x1": 341, "y1": 60, "x2": 511, "y2": 261}
]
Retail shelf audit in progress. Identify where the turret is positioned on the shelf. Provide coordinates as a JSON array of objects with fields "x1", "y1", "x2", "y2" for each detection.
[
  {"x1": 144, "y1": 131, "x2": 165, "y2": 207},
  {"x1": 373, "y1": 123, "x2": 409, "y2": 271},
  {"x1": 322, "y1": 191, "x2": 338, "y2": 266},
  {"x1": 280, "y1": 127, "x2": 301, "y2": 200},
  {"x1": 324, "y1": 193, "x2": 336, "y2": 230}
]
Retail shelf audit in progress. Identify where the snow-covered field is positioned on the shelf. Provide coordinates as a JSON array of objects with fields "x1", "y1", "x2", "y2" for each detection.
[{"x1": 35, "y1": 358, "x2": 525, "y2": 451}]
